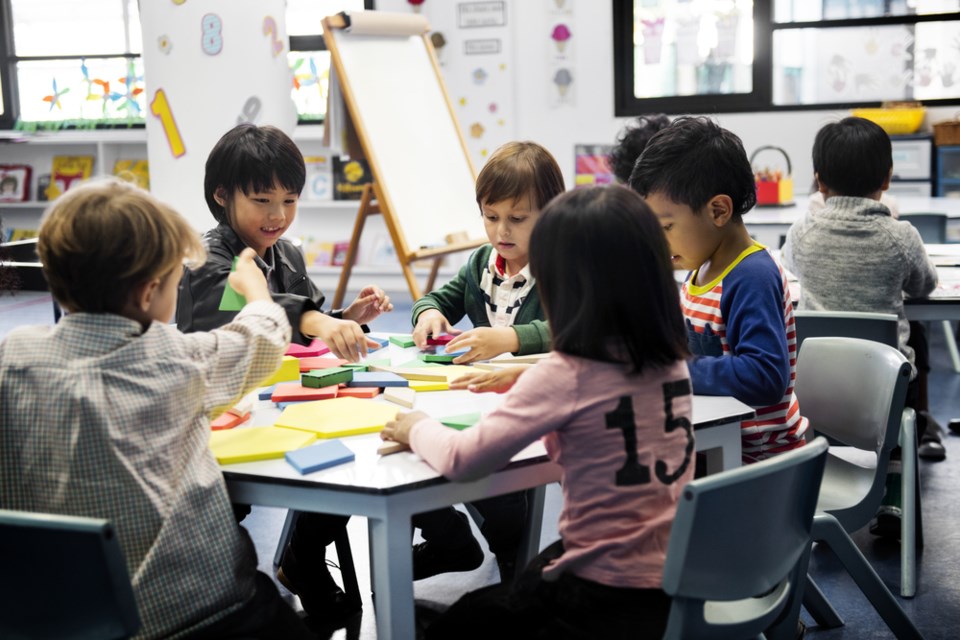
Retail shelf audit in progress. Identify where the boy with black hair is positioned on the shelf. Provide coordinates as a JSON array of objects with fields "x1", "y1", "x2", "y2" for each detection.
[
  {"x1": 608, "y1": 114, "x2": 671, "y2": 184},
  {"x1": 630, "y1": 116, "x2": 808, "y2": 463},
  {"x1": 782, "y1": 116, "x2": 943, "y2": 532}
]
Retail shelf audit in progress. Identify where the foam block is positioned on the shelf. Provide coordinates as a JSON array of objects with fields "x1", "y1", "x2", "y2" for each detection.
[
  {"x1": 384, "y1": 387, "x2": 416, "y2": 408},
  {"x1": 368, "y1": 336, "x2": 390, "y2": 349},
  {"x1": 260, "y1": 356, "x2": 301, "y2": 386},
  {"x1": 427, "y1": 334, "x2": 456, "y2": 346},
  {"x1": 301, "y1": 367, "x2": 354, "y2": 389},
  {"x1": 396, "y1": 359, "x2": 444, "y2": 369},
  {"x1": 271, "y1": 383, "x2": 339, "y2": 403},
  {"x1": 257, "y1": 384, "x2": 278, "y2": 400},
  {"x1": 377, "y1": 441, "x2": 410, "y2": 456},
  {"x1": 275, "y1": 397, "x2": 399, "y2": 438},
  {"x1": 286, "y1": 339, "x2": 331, "y2": 358},
  {"x1": 210, "y1": 426, "x2": 316, "y2": 464},
  {"x1": 389, "y1": 335, "x2": 416, "y2": 348},
  {"x1": 408, "y1": 379, "x2": 449, "y2": 392},
  {"x1": 419, "y1": 345, "x2": 470, "y2": 364},
  {"x1": 285, "y1": 440, "x2": 356, "y2": 474},
  {"x1": 348, "y1": 372, "x2": 409, "y2": 388},
  {"x1": 336, "y1": 386, "x2": 381, "y2": 399},
  {"x1": 298, "y1": 357, "x2": 350, "y2": 373},
  {"x1": 210, "y1": 411, "x2": 251, "y2": 431},
  {"x1": 440, "y1": 412, "x2": 482, "y2": 431}
]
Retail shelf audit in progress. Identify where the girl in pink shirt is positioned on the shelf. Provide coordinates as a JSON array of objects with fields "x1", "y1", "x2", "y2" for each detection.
[{"x1": 382, "y1": 185, "x2": 694, "y2": 639}]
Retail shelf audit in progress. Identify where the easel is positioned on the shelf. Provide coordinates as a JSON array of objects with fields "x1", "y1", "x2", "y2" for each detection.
[{"x1": 322, "y1": 11, "x2": 486, "y2": 307}]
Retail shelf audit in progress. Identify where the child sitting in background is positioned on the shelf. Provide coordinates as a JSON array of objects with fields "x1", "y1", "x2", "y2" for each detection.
[
  {"x1": 410, "y1": 140, "x2": 564, "y2": 581},
  {"x1": 608, "y1": 113, "x2": 671, "y2": 184},
  {"x1": 630, "y1": 116, "x2": 808, "y2": 463},
  {"x1": 782, "y1": 116, "x2": 942, "y2": 532},
  {"x1": 0, "y1": 179, "x2": 313, "y2": 639},
  {"x1": 177, "y1": 123, "x2": 392, "y2": 361},
  {"x1": 383, "y1": 185, "x2": 693, "y2": 639}
]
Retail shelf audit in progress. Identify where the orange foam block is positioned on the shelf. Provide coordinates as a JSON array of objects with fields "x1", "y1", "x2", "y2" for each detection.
[
  {"x1": 271, "y1": 383, "x2": 339, "y2": 403},
  {"x1": 299, "y1": 357, "x2": 350, "y2": 373},
  {"x1": 286, "y1": 339, "x2": 331, "y2": 358},
  {"x1": 336, "y1": 386, "x2": 380, "y2": 399},
  {"x1": 211, "y1": 411, "x2": 251, "y2": 431}
]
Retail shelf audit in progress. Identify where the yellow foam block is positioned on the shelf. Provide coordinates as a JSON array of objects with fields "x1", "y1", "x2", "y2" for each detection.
[
  {"x1": 275, "y1": 397, "x2": 400, "y2": 438},
  {"x1": 408, "y1": 379, "x2": 450, "y2": 392},
  {"x1": 260, "y1": 355, "x2": 301, "y2": 386},
  {"x1": 432, "y1": 365, "x2": 477, "y2": 383},
  {"x1": 210, "y1": 426, "x2": 317, "y2": 465}
]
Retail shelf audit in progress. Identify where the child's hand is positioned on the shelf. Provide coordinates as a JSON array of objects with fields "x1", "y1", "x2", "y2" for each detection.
[
  {"x1": 303, "y1": 312, "x2": 380, "y2": 362},
  {"x1": 412, "y1": 309, "x2": 462, "y2": 349},
  {"x1": 381, "y1": 410, "x2": 430, "y2": 445},
  {"x1": 447, "y1": 327, "x2": 520, "y2": 364},
  {"x1": 342, "y1": 285, "x2": 393, "y2": 325},
  {"x1": 449, "y1": 366, "x2": 527, "y2": 394},
  {"x1": 229, "y1": 248, "x2": 270, "y2": 303}
]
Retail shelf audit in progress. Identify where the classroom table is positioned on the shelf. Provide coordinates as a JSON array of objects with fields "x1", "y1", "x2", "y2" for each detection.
[{"x1": 220, "y1": 341, "x2": 755, "y2": 640}]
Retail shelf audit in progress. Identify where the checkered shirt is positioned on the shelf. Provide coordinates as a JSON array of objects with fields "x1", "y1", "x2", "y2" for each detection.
[
  {"x1": 0, "y1": 301, "x2": 290, "y2": 639},
  {"x1": 479, "y1": 251, "x2": 535, "y2": 328}
]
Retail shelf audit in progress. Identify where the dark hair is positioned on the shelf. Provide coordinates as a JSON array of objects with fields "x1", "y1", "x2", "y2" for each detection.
[
  {"x1": 609, "y1": 114, "x2": 671, "y2": 184},
  {"x1": 529, "y1": 186, "x2": 688, "y2": 372},
  {"x1": 475, "y1": 141, "x2": 565, "y2": 210},
  {"x1": 204, "y1": 124, "x2": 306, "y2": 224},
  {"x1": 812, "y1": 117, "x2": 892, "y2": 197},
  {"x1": 628, "y1": 116, "x2": 757, "y2": 216}
]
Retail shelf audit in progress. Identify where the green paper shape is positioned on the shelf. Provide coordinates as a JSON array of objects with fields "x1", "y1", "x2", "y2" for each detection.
[
  {"x1": 218, "y1": 257, "x2": 247, "y2": 311},
  {"x1": 439, "y1": 412, "x2": 481, "y2": 431},
  {"x1": 301, "y1": 367, "x2": 354, "y2": 388}
]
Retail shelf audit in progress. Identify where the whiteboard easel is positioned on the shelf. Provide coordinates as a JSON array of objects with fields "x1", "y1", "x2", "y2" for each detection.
[{"x1": 322, "y1": 11, "x2": 486, "y2": 305}]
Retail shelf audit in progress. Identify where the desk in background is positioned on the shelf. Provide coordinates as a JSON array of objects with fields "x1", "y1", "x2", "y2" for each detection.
[{"x1": 221, "y1": 341, "x2": 755, "y2": 640}]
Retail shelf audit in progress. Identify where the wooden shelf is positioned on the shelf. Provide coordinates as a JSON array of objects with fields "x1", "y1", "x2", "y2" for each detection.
[{"x1": 0, "y1": 201, "x2": 49, "y2": 209}]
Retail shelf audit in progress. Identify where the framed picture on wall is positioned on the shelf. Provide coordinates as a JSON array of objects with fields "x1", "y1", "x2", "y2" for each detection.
[{"x1": 0, "y1": 165, "x2": 32, "y2": 202}]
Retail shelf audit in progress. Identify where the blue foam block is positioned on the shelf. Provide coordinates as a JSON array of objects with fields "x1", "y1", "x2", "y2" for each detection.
[
  {"x1": 347, "y1": 371, "x2": 409, "y2": 388},
  {"x1": 285, "y1": 440, "x2": 356, "y2": 475},
  {"x1": 368, "y1": 335, "x2": 390, "y2": 349},
  {"x1": 258, "y1": 384, "x2": 278, "y2": 400},
  {"x1": 276, "y1": 400, "x2": 311, "y2": 409}
]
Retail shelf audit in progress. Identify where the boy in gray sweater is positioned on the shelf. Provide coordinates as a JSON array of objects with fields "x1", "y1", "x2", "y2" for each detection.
[{"x1": 782, "y1": 116, "x2": 944, "y2": 533}]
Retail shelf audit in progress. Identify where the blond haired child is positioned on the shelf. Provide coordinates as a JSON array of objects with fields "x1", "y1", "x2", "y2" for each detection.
[{"x1": 0, "y1": 179, "x2": 313, "y2": 639}]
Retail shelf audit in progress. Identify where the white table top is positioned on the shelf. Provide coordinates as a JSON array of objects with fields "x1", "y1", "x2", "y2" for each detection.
[{"x1": 746, "y1": 195, "x2": 960, "y2": 226}]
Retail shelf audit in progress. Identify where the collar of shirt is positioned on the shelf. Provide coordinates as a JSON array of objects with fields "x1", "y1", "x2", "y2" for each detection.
[
  {"x1": 52, "y1": 312, "x2": 145, "y2": 357},
  {"x1": 255, "y1": 247, "x2": 281, "y2": 292},
  {"x1": 489, "y1": 249, "x2": 531, "y2": 283}
]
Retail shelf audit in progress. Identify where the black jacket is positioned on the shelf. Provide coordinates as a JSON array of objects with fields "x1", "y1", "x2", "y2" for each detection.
[{"x1": 176, "y1": 224, "x2": 335, "y2": 345}]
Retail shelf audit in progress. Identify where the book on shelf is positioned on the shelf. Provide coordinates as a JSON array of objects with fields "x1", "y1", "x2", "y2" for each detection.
[
  {"x1": 0, "y1": 165, "x2": 32, "y2": 202},
  {"x1": 113, "y1": 159, "x2": 150, "y2": 190},
  {"x1": 332, "y1": 156, "x2": 373, "y2": 201},
  {"x1": 48, "y1": 156, "x2": 95, "y2": 200},
  {"x1": 303, "y1": 155, "x2": 333, "y2": 201}
]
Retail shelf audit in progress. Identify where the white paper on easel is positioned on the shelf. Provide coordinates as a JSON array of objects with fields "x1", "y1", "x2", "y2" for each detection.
[
  {"x1": 140, "y1": 0, "x2": 297, "y2": 231},
  {"x1": 324, "y1": 68, "x2": 347, "y2": 156}
]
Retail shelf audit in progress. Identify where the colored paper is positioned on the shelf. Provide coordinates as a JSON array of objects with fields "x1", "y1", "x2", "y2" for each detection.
[
  {"x1": 260, "y1": 356, "x2": 301, "y2": 386},
  {"x1": 218, "y1": 257, "x2": 247, "y2": 311},
  {"x1": 210, "y1": 426, "x2": 316, "y2": 464},
  {"x1": 440, "y1": 412, "x2": 482, "y2": 430},
  {"x1": 275, "y1": 397, "x2": 399, "y2": 438},
  {"x1": 285, "y1": 440, "x2": 356, "y2": 474}
]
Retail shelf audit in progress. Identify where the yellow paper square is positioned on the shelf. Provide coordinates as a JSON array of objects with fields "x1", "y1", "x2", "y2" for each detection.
[
  {"x1": 210, "y1": 426, "x2": 316, "y2": 464},
  {"x1": 261, "y1": 355, "x2": 301, "y2": 386},
  {"x1": 275, "y1": 397, "x2": 400, "y2": 438}
]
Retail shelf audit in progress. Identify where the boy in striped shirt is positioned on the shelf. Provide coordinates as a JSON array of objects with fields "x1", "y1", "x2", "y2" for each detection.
[{"x1": 629, "y1": 117, "x2": 808, "y2": 463}]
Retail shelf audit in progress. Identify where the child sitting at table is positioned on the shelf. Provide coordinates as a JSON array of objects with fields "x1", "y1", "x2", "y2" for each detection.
[
  {"x1": 629, "y1": 116, "x2": 808, "y2": 463},
  {"x1": 410, "y1": 140, "x2": 564, "y2": 581},
  {"x1": 382, "y1": 185, "x2": 693, "y2": 639},
  {"x1": 0, "y1": 179, "x2": 314, "y2": 639},
  {"x1": 781, "y1": 116, "x2": 942, "y2": 532},
  {"x1": 176, "y1": 123, "x2": 392, "y2": 361}
]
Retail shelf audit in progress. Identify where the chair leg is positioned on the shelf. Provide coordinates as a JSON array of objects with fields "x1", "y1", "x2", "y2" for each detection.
[
  {"x1": 334, "y1": 525, "x2": 362, "y2": 609},
  {"x1": 942, "y1": 320, "x2": 960, "y2": 374},
  {"x1": 814, "y1": 516, "x2": 922, "y2": 640},
  {"x1": 900, "y1": 410, "x2": 917, "y2": 598},
  {"x1": 802, "y1": 573, "x2": 844, "y2": 629},
  {"x1": 273, "y1": 510, "x2": 300, "y2": 568},
  {"x1": 765, "y1": 545, "x2": 815, "y2": 640}
]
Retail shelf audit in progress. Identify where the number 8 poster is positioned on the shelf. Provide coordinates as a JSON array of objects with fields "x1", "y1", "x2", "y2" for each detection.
[{"x1": 141, "y1": 0, "x2": 297, "y2": 231}]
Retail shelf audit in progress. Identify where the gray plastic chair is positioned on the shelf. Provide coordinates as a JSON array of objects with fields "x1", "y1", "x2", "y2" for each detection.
[
  {"x1": 794, "y1": 338, "x2": 922, "y2": 638},
  {"x1": 794, "y1": 311, "x2": 922, "y2": 598},
  {"x1": 0, "y1": 509, "x2": 141, "y2": 639},
  {"x1": 661, "y1": 438, "x2": 829, "y2": 640}
]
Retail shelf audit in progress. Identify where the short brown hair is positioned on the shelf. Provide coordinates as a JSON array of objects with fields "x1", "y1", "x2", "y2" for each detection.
[
  {"x1": 475, "y1": 141, "x2": 565, "y2": 211},
  {"x1": 38, "y1": 178, "x2": 205, "y2": 313}
]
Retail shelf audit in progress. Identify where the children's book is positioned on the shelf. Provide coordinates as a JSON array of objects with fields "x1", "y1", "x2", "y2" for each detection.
[
  {"x1": 48, "y1": 156, "x2": 94, "y2": 200},
  {"x1": 302, "y1": 155, "x2": 333, "y2": 200},
  {"x1": 332, "y1": 156, "x2": 373, "y2": 200},
  {"x1": 112, "y1": 159, "x2": 150, "y2": 190}
]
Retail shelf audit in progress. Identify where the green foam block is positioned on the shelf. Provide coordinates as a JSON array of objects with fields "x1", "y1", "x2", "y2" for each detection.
[
  {"x1": 439, "y1": 412, "x2": 482, "y2": 431},
  {"x1": 301, "y1": 367, "x2": 354, "y2": 388}
]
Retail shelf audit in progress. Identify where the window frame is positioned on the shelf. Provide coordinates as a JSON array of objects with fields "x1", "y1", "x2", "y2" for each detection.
[{"x1": 613, "y1": 2, "x2": 960, "y2": 116}]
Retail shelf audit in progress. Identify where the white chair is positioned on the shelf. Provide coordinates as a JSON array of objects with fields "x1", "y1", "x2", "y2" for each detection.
[
  {"x1": 793, "y1": 311, "x2": 922, "y2": 598},
  {"x1": 661, "y1": 438, "x2": 829, "y2": 640},
  {"x1": 795, "y1": 338, "x2": 922, "y2": 638},
  {"x1": 0, "y1": 509, "x2": 141, "y2": 640}
]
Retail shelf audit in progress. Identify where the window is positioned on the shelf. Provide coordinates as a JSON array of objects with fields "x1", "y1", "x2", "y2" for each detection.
[
  {"x1": 0, "y1": 0, "x2": 372, "y2": 129},
  {"x1": 614, "y1": 0, "x2": 960, "y2": 116}
]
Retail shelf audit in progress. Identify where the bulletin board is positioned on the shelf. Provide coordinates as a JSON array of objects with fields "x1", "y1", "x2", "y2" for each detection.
[{"x1": 323, "y1": 11, "x2": 486, "y2": 302}]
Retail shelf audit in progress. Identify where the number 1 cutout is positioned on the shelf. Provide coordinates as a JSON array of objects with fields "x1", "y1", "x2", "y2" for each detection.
[
  {"x1": 150, "y1": 89, "x2": 186, "y2": 158},
  {"x1": 606, "y1": 396, "x2": 651, "y2": 486}
]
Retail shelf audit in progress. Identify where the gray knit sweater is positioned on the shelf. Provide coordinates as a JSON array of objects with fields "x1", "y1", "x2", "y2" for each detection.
[{"x1": 781, "y1": 195, "x2": 938, "y2": 364}]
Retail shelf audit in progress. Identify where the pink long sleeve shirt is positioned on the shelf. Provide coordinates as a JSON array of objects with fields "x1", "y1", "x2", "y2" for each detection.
[{"x1": 409, "y1": 352, "x2": 693, "y2": 589}]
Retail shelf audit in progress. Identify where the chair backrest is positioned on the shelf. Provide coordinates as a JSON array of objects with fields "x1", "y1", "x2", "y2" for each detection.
[
  {"x1": 662, "y1": 438, "x2": 829, "y2": 640},
  {"x1": 901, "y1": 212, "x2": 947, "y2": 244},
  {"x1": 794, "y1": 310, "x2": 898, "y2": 351},
  {"x1": 0, "y1": 510, "x2": 141, "y2": 640},
  {"x1": 795, "y1": 337, "x2": 910, "y2": 454}
]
